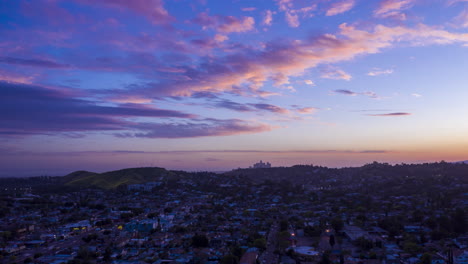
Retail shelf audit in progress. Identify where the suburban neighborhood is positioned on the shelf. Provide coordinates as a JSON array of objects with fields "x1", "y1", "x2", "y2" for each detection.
[{"x1": 0, "y1": 162, "x2": 466, "y2": 264}]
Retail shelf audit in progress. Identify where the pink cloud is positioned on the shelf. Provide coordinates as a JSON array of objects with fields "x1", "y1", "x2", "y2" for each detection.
[
  {"x1": 242, "y1": 7, "x2": 256, "y2": 12},
  {"x1": 448, "y1": 0, "x2": 468, "y2": 5},
  {"x1": 285, "y1": 12, "x2": 300, "y2": 27},
  {"x1": 277, "y1": 0, "x2": 293, "y2": 12},
  {"x1": 214, "y1": 34, "x2": 229, "y2": 43},
  {"x1": 326, "y1": 0, "x2": 356, "y2": 16},
  {"x1": 271, "y1": 72, "x2": 290, "y2": 86},
  {"x1": 276, "y1": 0, "x2": 316, "y2": 27},
  {"x1": 297, "y1": 107, "x2": 318, "y2": 114},
  {"x1": 454, "y1": 10, "x2": 468, "y2": 28},
  {"x1": 0, "y1": 69, "x2": 36, "y2": 84},
  {"x1": 374, "y1": 0, "x2": 414, "y2": 19},
  {"x1": 263, "y1": 10, "x2": 274, "y2": 26},
  {"x1": 8, "y1": 8, "x2": 468, "y2": 103},
  {"x1": 193, "y1": 12, "x2": 255, "y2": 33},
  {"x1": 133, "y1": 22, "x2": 468, "y2": 98},
  {"x1": 218, "y1": 16, "x2": 255, "y2": 33},
  {"x1": 321, "y1": 67, "x2": 352, "y2": 80}
]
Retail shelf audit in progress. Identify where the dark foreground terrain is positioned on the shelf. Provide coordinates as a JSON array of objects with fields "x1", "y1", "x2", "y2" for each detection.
[{"x1": 0, "y1": 161, "x2": 466, "y2": 264}]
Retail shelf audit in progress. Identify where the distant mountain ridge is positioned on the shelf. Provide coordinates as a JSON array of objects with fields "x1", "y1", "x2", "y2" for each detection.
[
  {"x1": 62, "y1": 161, "x2": 468, "y2": 189},
  {"x1": 452, "y1": 160, "x2": 468, "y2": 164},
  {"x1": 64, "y1": 167, "x2": 171, "y2": 189}
]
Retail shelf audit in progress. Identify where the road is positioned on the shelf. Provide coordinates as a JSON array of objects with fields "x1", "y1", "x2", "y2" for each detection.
[
  {"x1": 13, "y1": 228, "x2": 96, "y2": 263},
  {"x1": 259, "y1": 221, "x2": 279, "y2": 264}
]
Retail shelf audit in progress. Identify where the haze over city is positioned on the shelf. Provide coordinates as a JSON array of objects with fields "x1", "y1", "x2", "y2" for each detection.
[{"x1": 1, "y1": 0, "x2": 468, "y2": 176}]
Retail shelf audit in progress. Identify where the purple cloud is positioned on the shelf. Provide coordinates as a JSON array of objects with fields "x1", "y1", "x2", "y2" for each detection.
[
  {"x1": 334, "y1": 89, "x2": 380, "y2": 99},
  {"x1": 116, "y1": 119, "x2": 272, "y2": 138},
  {"x1": 0, "y1": 56, "x2": 70, "y2": 68},
  {"x1": 210, "y1": 99, "x2": 291, "y2": 114},
  {"x1": 0, "y1": 81, "x2": 194, "y2": 135},
  {"x1": 6, "y1": 149, "x2": 390, "y2": 156},
  {"x1": 75, "y1": 0, "x2": 174, "y2": 24},
  {"x1": 249, "y1": 103, "x2": 289, "y2": 114},
  {"x1": 192, "y1": 12, "x2": 255, "y2": 33},
  {"x1": 334, "y1": 89, "x2": 357, "y2": 96},
  {"x1": 367, "y1": 112, "x2": 412, "y2": 116},
  {"x1": 215, "y1": 100, "x2": 253, "y2": 112}
]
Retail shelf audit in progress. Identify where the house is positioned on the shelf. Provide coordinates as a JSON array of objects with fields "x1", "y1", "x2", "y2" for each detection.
[
  {"x1": 240, "y1": 248, "x2": 258, "y2": 264},
  {"x1": 432, "y1": 255, "x2": 446, "y2": 264},
  {"x1": 454, "y1": 250, "x2": 468, "y2": 264},
  {"x1": 125, "y1": 219, "x2": 158, "y2": 233}
]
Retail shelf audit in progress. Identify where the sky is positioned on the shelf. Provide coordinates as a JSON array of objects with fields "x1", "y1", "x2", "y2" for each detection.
[{"x1": 1, "y1": 0, "x2": 468, "y2": 176}]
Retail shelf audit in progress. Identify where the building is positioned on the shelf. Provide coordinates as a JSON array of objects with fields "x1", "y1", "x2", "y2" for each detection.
[
  {"x1": 294, "y1": 246, "x2": 321, "y2": 262},
  {"x1": 128, "y1": 181, "x2": 162, "y2": 191},
  {"x1": 252, "y1": 160, "x2": 271, "y2": 169},
  {"x1": 125, "y1": 219, "x2": 159, "y2": 233}
]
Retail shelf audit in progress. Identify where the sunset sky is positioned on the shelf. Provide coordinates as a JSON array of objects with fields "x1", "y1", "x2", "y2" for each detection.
[{"x1": 1, "y1": 0, "x2": 468, "y2": 176}]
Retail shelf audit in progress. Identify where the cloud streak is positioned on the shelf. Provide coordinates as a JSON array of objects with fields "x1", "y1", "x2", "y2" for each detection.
[
  {"x1": 109, "y1": 21, "x2": 468, "y2": 100},
  {"x1": 374, "y1": 0, "x2": 415, "y2": 19},
  {"x1": 0, "y1": 82, "x2": 278, "y2": 138},
  {"x1": 116, "y1": 119, "x2": 273, "y2": 138},
  {"x1": 367, "y1": 68, "x2": 394, "y2": 76},
  {"x1": 192, "y1": 12, "x2": 255, "y2": 33},
  {"x1": 0, "y1": 56, "x2": 70, "y2": 68},
  {"x1": 0, "y1": 81, "x2": 194, "y2": 135},
  {"x1": 367, "y1": 112, "x2": 411, "y2": 116},
  {"x1": 334, "y1": 89, "x2": 379, "y2": 99},
  {"x1": 326, "y1": 0, "x2": 356, "y2": 16},
  {"x1": 296, "y1": 107, "x2": 318, "y2": 114},
  {"x1": 321, "y1": 67, "x2": 352, "y2": 80},
  {"x1": 76, "y1": 0, "x2": 174, "y2": 24},
  {"x1": 4, "y1": 149, "x2": 391, "y2": 156},
  {"x1": 335, "y1": 89, "x2": 357, "y2": 96}
]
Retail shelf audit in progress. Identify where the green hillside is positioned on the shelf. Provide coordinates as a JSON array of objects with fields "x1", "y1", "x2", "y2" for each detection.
[{"x1": 64, "y1": 167, "x2": 171, "y2": 189}]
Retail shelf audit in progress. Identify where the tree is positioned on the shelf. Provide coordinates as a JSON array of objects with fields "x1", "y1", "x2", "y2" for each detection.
[
  {"x1": 231, "y1": 245, "x2": 245, "y2": 259},
  {"x1": 220, "y1": 254, "x2": 238, "y2": 264},
  {"x1": 320, "y1": 252, "x2": 331, "y2": 264},
  {"x1": 103, "y1": 246, "x2": 112, "y2": 262},
  {"x1": 452, "y1": 208, "x2": 466, "y2": 234},
  {"x1": 354, "y1": 237, "x2": 373, "y2": 250},
  {"x1": 329, "y1": 235, "x2": 336, "y2": 248},
  {"x1": 280, "y1": 220, "x2": 288, "y2": 231},
  {"x1": 420, "y1": 253, "x2": 432, "y2": 264},
  {"x1": 253, "y1": 238, "x2": 267, "y2": 250},
  {"x1": 192, "y1": 234, "x2": 209, "y2": 248},
  {"x1": 331, "y1": 218, "x2": 344, "y2": 232},
  {"x1": 403, "y1": 241, "x2": 421, "y2": 254}
]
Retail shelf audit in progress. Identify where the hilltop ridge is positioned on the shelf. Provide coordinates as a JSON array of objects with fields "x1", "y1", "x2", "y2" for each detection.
[
  {"x1": 64, "y1": 167, "x2": 171, "y2": 189},
  {"x1": 60, "y1": 161, "x2": 468, "y2": 190}
]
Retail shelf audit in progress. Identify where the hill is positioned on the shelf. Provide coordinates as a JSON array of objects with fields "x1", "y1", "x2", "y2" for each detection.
[
  {"x1": 62, "y1": 161, "x2": 468, "y2": 190},
  {"x1": 64, "y1": 167, "x2": 171, "y2": 189},
  {"x1": 226, "y1": 161, "x2": 468, "y2": 187}
]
